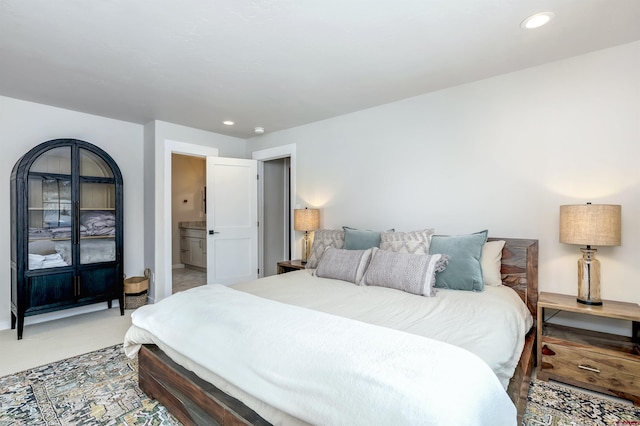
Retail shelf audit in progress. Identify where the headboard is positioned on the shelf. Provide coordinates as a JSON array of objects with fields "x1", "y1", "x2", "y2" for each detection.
[{"x1": 489, "y1": 238, "x2": 538, "y2": 319}]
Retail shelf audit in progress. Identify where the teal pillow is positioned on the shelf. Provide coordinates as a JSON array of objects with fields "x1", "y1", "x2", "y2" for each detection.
[
  {"x1": 429, "y1": 230, "x2": 488, "y2": 291},
  {"x1": 343, "y1": 227, "x2": 389, "y2": 250}
]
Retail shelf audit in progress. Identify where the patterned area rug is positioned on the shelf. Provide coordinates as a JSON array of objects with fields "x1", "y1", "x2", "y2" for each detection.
[
  {"x1": 523, "y1": 379, "x2": 640, "y2": 426},
  {"x1": 2, "y1": 344, "x2": 640, "y2": 425},
  {"x1": 0, "y1": 344, "x2": 180, "y2": 426}
]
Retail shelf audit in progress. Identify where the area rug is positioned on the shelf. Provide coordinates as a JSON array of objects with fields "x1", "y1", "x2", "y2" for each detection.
[
  {"x1": 3, "y1": 345, "x2": 640, "y2": 426},
  {"x1": 0, "y1": 344, "x2": 180, "y2": 425},
  {"x1": 523, "y1": 378, "x2": 640, "y2": 426}
]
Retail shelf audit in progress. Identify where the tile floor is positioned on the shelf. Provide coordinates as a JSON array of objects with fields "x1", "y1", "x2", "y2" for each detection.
[{"x1": 172, "y1": 266, "x2": 207, "y2": 293}]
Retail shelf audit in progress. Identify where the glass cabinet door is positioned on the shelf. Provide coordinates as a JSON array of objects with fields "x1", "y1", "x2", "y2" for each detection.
[
  {"x1": 79, "y1": 148, "x2": 117, "y2": 265},
  {"x1": 27, "y1": 146, "x2": 73, "y2": 270}
]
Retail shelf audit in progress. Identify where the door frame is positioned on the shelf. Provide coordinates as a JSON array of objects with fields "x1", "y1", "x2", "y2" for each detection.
[
  {"x1": 161, "y1": 140, "x2": 218, "y2": 301},
  {"x1": 252, "y1": 144, "x2": 297, "y2": 277}
]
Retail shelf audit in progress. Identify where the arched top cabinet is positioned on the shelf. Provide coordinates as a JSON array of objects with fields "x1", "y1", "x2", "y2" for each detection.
[{"x1": 10, "y1": 139, "x2": 124, "y2": 339}]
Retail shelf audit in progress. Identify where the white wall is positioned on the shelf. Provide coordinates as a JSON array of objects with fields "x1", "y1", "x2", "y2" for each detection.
[
  {"x1": 0, "y1": 96, "x2": 145, "y2": 330},
  {"x1": 247, "y1": 41, "x2": 640, "y2": 305}
]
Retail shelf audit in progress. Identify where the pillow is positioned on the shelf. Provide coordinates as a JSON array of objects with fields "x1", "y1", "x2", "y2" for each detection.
[
  {"x1": 343, "y1": 226, "x2": 393, "y2": 250},
  {"x1": 315, "y1": 247, "x2": 372, "y2": 284},
  {"x1": 380, "y1": 229, "x2": 435, "y2": 254},
  {"x1": 306, "y1": 229, "x2": 344, "y2": 269},
  {"x1": 482, "y1": 240, "x2": 505, "y2": 286},
  {"x1": 429, "y1": 230, "x2": 488, "y2": 292},
  {"x1": 362, "y1": 248, "x2": 448, "y2": 296}
]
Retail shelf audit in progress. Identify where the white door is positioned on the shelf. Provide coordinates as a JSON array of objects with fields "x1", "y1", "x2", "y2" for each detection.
[{"x1": 206, "y1": 157, "x2": 258, "y2": 285}]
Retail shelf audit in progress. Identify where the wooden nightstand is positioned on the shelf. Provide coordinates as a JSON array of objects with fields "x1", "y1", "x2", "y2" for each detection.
[
  {"x1": 537, "y1": 291, "x2": 640, "y2": 404},
  {"x1": 276, "y1": 259, "x2": 306, "y2": 274}
]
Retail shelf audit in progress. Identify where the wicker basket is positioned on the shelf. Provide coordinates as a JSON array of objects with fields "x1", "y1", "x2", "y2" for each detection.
[
  {"x1": 124, "y1": 268, "x2": 150, "y2": 310},
  {"x1": 124, "y1": 291, "x2": 148, "y2": 310}
]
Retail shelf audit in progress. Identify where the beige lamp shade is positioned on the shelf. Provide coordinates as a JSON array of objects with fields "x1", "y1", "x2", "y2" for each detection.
[
  {"x1": 559, "y1": 204, "x2": 621, "y2": 246},
  {"x1": 294, "y1": 208, "x2": 319, "y2": 232}
]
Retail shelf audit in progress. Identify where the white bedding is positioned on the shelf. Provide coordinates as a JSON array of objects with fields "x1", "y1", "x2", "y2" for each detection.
[
  {"x1": 125, "y1": 283, "x2": 517, "y2": 425},
  {"x1": 231, "y1": 269, "x2": 533, "y2": 389}
]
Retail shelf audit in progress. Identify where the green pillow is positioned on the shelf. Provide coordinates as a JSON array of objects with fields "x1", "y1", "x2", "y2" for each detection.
[
  {"x1": 429, "y1": 230, "x2": 488, "y2": 291},
  {"x1": 343, "y1": 227, "x2": 389, "y2": 250}
]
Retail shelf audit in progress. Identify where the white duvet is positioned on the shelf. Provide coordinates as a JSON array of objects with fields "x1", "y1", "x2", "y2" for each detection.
[
  {"x1": 232, "y1": 270, "x2": 533, "y2": 389},
  {"x1": 124, "y1": 278, "x2": 524, "y2": 425}
]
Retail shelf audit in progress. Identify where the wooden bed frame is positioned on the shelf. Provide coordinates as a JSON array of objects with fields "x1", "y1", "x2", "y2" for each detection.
[{"x1": 137, "y1": 237, "x2": 539, "y2": 426}]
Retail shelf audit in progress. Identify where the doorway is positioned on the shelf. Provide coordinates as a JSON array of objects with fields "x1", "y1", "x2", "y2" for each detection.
[
  {"x1": 262, "y1": 157, "x2": 290, "y2": 276},
  {"x1": 171, "y1": 153, "x2": 207, "y2": 293},
  {"x1": 253, "y1": 144, "x2": 297, "y2": 277}
]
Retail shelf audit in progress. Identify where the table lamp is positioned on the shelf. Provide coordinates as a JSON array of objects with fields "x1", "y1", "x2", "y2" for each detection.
[
  {"x1": 294, "y1": 207, "x2": 319, "y2": 263},
  {"x1": 559, "y1": 203, "x2": 621, "y2": 305}
]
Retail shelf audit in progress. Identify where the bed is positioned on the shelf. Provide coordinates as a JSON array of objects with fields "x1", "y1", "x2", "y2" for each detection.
[{"x1": 124, "y1": 236, "x2": 538, "y2": 425}]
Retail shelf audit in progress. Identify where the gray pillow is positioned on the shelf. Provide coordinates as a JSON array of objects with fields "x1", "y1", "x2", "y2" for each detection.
[
  {"x1": 361, "y1": 248, "x2": 448, "y2": 296},
  {"x1": 315, "y1": 247, "x2": 372, "y2": 284},
  {"x1": 306, "y1": 229, "x2": 344, "y2": 269},
  {"x1": 380, "y1": 229, "x2": 435, "y2": 254},
  {"x1": 429, "y1": 230, "x2": 488, "y2": 292}
]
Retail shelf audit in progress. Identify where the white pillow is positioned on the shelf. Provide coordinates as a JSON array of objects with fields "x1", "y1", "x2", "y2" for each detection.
[{"x1": 481, "y1": 240, "x2": 505, "y2": 286}]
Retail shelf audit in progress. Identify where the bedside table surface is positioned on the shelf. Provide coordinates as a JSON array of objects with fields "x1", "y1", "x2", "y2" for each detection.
[
  {"x1": 276, "y1": 259, "x2": 307, "y2": 274},
  {"x1": 539, "y1": 292, "x2": 640, "y2": 322},
  {"x1": 278, "y1": 259, "x2": 306, "y2": 268}
]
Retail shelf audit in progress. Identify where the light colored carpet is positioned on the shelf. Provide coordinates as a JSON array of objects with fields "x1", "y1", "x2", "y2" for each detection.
[{"x1": 0, "y1": 308, "x2": 132, "y2": 378}]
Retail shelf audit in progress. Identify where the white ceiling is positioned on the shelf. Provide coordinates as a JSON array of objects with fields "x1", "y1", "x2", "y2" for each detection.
[{"x1": 1, "y1": 1, "x2": 639, "y2": 139}]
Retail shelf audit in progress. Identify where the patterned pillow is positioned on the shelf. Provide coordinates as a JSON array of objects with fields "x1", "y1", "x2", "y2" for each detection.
[
  {"x1": 306, "y1": 229, "x2": 345, "y2": 269},
  {"x1": 380, "y1": 229, "x2": 435, "y2": 254},
  {"x1": 315, "y1": 247, "x2": 372, "y2": 284},
  {"x1": 361, "y1": 248, "x2": 448, "y2": 296}
]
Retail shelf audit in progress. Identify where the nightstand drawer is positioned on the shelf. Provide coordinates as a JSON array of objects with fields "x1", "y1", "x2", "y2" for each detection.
[{"x1": 541, "y1": 341, "x2": 640, "y2": 396}]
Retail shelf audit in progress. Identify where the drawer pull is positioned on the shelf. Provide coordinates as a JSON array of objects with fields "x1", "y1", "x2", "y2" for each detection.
[
  {"x1": 541, "y1": 345, "x2": 555, "y2": 356},
  {"x1": 578, "y1": 364, "x2": 600, "y2": 373}
]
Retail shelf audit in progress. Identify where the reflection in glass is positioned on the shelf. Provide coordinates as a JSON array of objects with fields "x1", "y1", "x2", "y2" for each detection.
[
  {"x1": 80, "y1": 148, "x2": 113, "y2": 177},
  {"x1": 80, "y1": 237, "x2": 116, "y2": 264},
  {"x1": 30, "y1": 146, "x2": 71, "y2": 174}
]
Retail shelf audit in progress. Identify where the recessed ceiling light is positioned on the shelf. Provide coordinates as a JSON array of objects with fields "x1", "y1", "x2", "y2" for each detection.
[
  {"x1": 521, "y1": 12, "x2": 554, "y2": 29},
  {"x1": 222, "y1": 120, "x2": 234, "y2": 126},
  {"x1": 254, "y1": 127, "x2": 265, "y2": 134}
]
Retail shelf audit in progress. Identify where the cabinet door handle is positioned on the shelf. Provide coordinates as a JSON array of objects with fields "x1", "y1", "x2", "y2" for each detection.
[
  {"x1": 578, "y1": 364, "x2": 600, "y2": 373},
  {"x1": 74, "y1": 201, "x2": 80, "y2": 244},
  {"x1": 541, "y1": 345, "x2": 555, "y2": 356}
]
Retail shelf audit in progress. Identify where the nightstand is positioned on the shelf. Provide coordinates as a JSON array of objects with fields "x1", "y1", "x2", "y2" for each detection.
[
  {"x1": 277, "y1": 259, "x2": 306, "y2": 274},
  {"x1": 537, "y1": 291, "x2": 640, "y2": 404}
]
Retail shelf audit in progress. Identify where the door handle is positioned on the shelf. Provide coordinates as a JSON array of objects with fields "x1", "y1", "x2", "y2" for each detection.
[{"x1": 209, "y1": 230, "x2": 220, "y2": 235}]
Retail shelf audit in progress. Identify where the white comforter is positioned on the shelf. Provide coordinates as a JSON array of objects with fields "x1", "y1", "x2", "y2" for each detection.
[
  {"x1": 233, "y1": 270, "x2": 533, "y2": 389},
  {"x1": 125, "y1": 284, "x2": 517, "y2": 425}
]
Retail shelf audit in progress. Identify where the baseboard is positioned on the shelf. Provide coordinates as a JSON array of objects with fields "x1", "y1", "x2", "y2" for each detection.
[
  {"x1": 0, "y1": 301, "x2": 122, "y2": 331},
  {"x1": 172, "y1": 263, "x2": 185, "y2": 269}
]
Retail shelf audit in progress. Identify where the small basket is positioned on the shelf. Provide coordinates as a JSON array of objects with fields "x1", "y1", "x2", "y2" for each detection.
[{"x1": 124, "y1": 268, "x2": 150, "y2": 310}]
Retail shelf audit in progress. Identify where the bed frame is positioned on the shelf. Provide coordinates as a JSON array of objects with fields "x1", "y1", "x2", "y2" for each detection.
[{"x1": 137, "y1": 237, "x2": 538, "y2": 426}]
